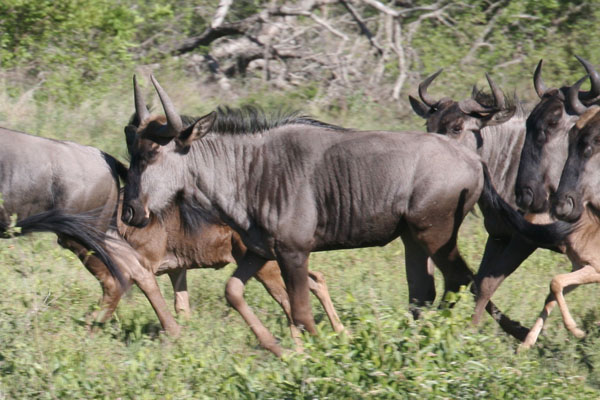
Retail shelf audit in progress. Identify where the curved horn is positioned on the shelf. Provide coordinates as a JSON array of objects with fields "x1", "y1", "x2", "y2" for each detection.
[
  {"x1": 575, "y1": 55, "x2": 600, "y2": 100},
  {"x1": 568, "y1": 75, "x2": 590, "y2": 115},
  {"x1": 533, "y1": 59, "x2": 548, "y2": 99},
  {"x1": 133, "y1": 75, "x2": 150, "y2": 124},
  {"x1": 150, "y1": 75, "x2": 183, "y2": 135},
  {"x1": 458, "y1": 98, "x2": 494, "y2": 115},
  {"x1": 485, "y1": 73, "x2": 505, "y2": 110},
  {"x1": 418, "y1": 68, "x2": 443, "y2": 107}
]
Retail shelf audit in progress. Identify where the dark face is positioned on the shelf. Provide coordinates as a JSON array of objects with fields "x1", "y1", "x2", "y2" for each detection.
[
  {"x1": 553, "y1": 109, "x2": 600, "y2": 221},
  {"x1": 121, "y1": 116, "x2": 180, "y2": 228},
  {"x1": 515, "y1": 92, "x2": 576, "y2": 213}
]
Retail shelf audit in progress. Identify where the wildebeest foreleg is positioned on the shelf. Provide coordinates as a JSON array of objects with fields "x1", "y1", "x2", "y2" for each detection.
[
  {"x1": 275, "y1": 248, "x2": 316, "y2": 335},
  {"x1": 168, "y1": 269, "x2": 190, "y2": 318},
  {"x1": 225, "y1": 252, "x2": 284, "y2": 356},
  {"x1": 473, "y1": 237, "x2": 536, "y2": 328},
  {"x1": 254, "y1": 263, "x2": 344, "y2": 351},
  {"x1": 131, "y1": 265, "x2": 181, "y2": 336}
]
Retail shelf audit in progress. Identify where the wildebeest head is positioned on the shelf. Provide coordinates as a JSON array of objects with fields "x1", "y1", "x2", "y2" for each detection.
[
  {"x1": 409, "y1": 69, "x2": 516, "y2": 149},
  {"x1": 121, "y1": 75, "x2": 215, "y2": 228},
  {"x1": 515, "y1": 57, "x2": 600, "y2": 214},
  {"x1": 552, "y1": 106, "x2": 600, "y2": 222}
]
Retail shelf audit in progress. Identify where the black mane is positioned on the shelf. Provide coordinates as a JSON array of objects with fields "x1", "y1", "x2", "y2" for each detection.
[
  {"x1": 203, "y1": 105, "x2": 348, "y2": 135},
  {"x1": 472, "y1": 86, "x2": 527, "y2": 117}
]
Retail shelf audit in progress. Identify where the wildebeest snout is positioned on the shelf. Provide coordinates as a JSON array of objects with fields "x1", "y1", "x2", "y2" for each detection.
[
  {"x1": 552, "y1": 193, "x2": 582, "y2": 222},
  {"x1": 121, "y1": 200, "x2": 150, "y2": 228},
  {"x1": 515, "y1": 186, "x2": 534, "y2": 210}
]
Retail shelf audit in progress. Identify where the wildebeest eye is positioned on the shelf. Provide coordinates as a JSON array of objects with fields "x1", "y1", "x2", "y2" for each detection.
[
  {"x1": 536, "y1": 131, "x2": 547, "y2": 144},
  {"x1": 547, "y1": 120, "x2": 559, "y2": 128},
  {"x1": 584, "y1": 146, "x2": 593, "y2": 158}
]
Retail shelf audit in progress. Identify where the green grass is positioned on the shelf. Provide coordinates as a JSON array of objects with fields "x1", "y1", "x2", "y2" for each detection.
[
  {"x1": 1, "y1": 77, "x2": 600, "y2": 399},
  {"x1": 0, "y1": 215, "x2": 599, "y2": 399}
]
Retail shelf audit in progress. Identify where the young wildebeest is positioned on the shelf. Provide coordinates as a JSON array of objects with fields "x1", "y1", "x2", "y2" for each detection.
[
  {"x1": 0, "y1": 124, "x2": 341, "y2": 356},
  {"x1": 410, "y1": 59, "x2": 600, "y2": 337},
  {"x1": 122, "y1": 75, "x2": 570, "y2": 339},
  {"x1": 115, "y1": 191, "x2": 343, "y2": 356}
]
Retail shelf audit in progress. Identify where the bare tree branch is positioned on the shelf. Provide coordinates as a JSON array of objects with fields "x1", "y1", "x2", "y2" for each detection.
[
  {"x1": 211, "y1": 0, "x2": 233, "y2": 29},
  {"x1": 339, "y1": 0, "x2": 383, "y2": 55}
]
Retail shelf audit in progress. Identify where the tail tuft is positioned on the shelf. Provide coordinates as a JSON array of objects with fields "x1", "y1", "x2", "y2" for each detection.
[
  {"x1": 480, "y1": 163, "x2": 572, "y2": 248},
  {"x1": 4, "y1": 210, "x2": 126, "y2": 287}
]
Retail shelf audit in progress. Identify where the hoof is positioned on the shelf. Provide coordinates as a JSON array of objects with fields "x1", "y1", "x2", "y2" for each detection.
[{"x1": 572, "y1": 327, "x2": 586, "y2": 339}]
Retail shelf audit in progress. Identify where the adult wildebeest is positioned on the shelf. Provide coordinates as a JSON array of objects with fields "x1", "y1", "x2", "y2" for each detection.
[
  {"x1": 516, "y1": 79, "x2": 600, "y2": 349},
  {"x1": 0, "y1": 126, "x2": 125, "y2": 282},
  {"x1": 0, "y1": 124, "x2": 341, "y2": 356},
  {"x1": 516, "y1": 57, "x2": 600, "y2": 214},
  {"x1": 409, "y1": 71, "x2": 532, "y2": 335},
  {"x1": 512, "y1": 60, "x2": 600, "y2": 348},
  {"x1": 410, "y1": 59, "x2": 600, "y2": 336},
  {"x1": 122, "y1": 75, "x2": 570, "y2": 338},
  {"x1": 0, "y1": 126, "x2": 183, "y2": 330}
]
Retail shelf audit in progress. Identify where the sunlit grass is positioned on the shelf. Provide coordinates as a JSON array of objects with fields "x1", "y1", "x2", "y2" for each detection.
[{"x1": 0, "y1": 78, "x2": 599, "y2": 398}]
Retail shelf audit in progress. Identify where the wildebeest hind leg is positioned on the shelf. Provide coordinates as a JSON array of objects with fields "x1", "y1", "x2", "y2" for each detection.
[
  {"x1": 400, "y1": 231, "x2": 435, "y2": 319},
  {"x1": 552, "y1": 265, "x2": 600, "y2": 339},
  {"x1": 307, "y1": 270, "x2": 345, "y2": 333},
  {"x1": 59, "y1": 237, "x2": 129, "y2": 327},
  {"x1": 473, "y1": 236, "x2": 536, "y2": 339},
  {"x1": 225, "y1": 253, "x2": 284, "y2": 356},
  {"x1": 519, "y1": 283, "x2": 578, "y2": 351},
  {"x1": 431, "y1": 244, "x2": 473, "y2": 307}
]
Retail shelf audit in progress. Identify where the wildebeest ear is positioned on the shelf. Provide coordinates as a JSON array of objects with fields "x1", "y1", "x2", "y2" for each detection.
[
  {"x1": 124, "y1": 125, "x2": 137, "y2": 154},
  {"x1": 176, "y1": 112, "x2": 216, "y2": 151},
  {"x1": 485, "y1": 106, "x2": 517, "y2": 127},
  {"x1": 409, "y1": 95, "x2": 432, "y2": 118}
]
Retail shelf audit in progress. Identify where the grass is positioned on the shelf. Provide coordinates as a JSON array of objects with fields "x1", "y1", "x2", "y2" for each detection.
[{"x1": 1, "y1": 75, "x2": 600, "y2": 398}]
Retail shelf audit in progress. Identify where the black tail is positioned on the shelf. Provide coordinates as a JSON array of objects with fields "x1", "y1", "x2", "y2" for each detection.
[
  {"x1": 3, "y1": 210, "x2": 126, "y2": 287},
  {"x1": 480, "y1": 163, "x2": 573, "y2": 249}
]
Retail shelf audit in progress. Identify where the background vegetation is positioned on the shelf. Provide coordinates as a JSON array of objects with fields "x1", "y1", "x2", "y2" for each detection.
[{"x1": 2, "y1": 0, "x2": 600, "y2": 398}]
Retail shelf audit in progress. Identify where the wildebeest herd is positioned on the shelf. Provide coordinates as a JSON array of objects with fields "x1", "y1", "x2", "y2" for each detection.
[{"x1": 2, "y1": 57, "x2": 600, "y2": 356}]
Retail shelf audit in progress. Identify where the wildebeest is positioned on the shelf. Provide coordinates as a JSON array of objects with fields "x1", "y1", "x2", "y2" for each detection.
[
  {"x1": 115, "y1": 190, "x2": 343, "y2": 356},
  {"x1": 122, "y1": 75, "x2": 570, "y2": 338},
  {"x1": 0, "y1": 126, "x2": 126, "y2": 283},
  {"x1": 410, "y1": 60, "x2": 600, "y2": 336},
  {"x1": 511, "y1": 59, "x2": 600, "y2": 349},
  {"x1": 0, "y1": 126, "x2": 186, "y2": 332},
  {"x1": 0, "y1": 124, "x2": 341, "y2": 356},
  {"x1": 516, "y1": 57, "x2": 600, "y2": 214},
  {"x1": 409, "y1": 71, "x2": 535, "y2": 336},
  {"x1": 517, "y1": 88, "x2": 600, "y2": 349}
]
